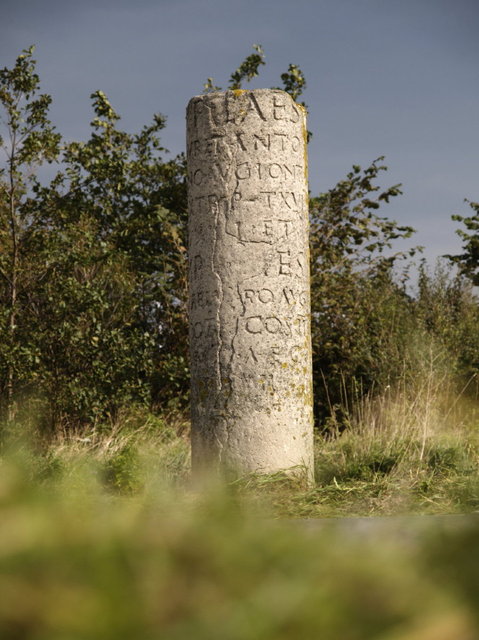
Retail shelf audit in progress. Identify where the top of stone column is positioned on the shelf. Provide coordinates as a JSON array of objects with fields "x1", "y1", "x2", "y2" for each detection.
[{"x1": 187, "y1": 89, "x2": 306, "y2": 136}]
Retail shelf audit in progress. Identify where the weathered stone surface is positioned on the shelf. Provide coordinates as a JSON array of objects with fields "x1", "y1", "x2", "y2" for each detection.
[{"x1": 187, "y1": 89, "x2": 314, "y2": 479}]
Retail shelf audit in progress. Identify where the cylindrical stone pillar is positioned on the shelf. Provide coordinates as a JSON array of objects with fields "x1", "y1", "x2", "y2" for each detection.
[{"x1": 186, "y1": 89, "x2": 314, "y2": 480}]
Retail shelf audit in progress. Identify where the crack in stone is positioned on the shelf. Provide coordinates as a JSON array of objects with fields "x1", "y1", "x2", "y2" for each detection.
[
  {"x1": 221, "y1": 129, "x2": 243, "y2": 454},
  {"x1": 211, "y1": 203, "x2": 223, "y2": 394}
]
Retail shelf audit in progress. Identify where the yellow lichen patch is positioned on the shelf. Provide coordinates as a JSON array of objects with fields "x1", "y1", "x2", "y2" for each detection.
[
  {"x1": 295, "y1": 102, "x2": 309, "y2": 201},
  {"x1": 232, "y1": 89, "x2": 246, "y2": 98}
]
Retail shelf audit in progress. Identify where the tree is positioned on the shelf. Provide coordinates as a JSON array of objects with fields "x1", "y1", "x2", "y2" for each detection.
[
  {"x1": 0, "y1": 45, "x2": 61, "y2": 420},
  {"x1": 204, "y1": 44, "x2": 265, "y2": 93},
  {"x1": 309, "y1": 159, "x2": 419, "y2": 427},
  {"x1": 447, "y1": 200, "x2": 479, "y2": 285},
  {"x1": 0, "y1": 44, "x2": 425, "y2": 434},
  {"x1": 0, "y1": 48, "x2": 188, "y2": 429},
  {"x1": 25, "y1": 90, "x2": 188, "y2": 428},
  {"x1": 203, "y1": 44, "x2": 307, "y2": 106}
]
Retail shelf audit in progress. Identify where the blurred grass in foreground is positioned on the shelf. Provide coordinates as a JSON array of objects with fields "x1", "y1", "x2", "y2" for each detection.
[
  {"x1": 2, "y1": 368, "x2": 479, "y2": 640},
  {"x1": 0, "y1": 430, "x2": 479, "y2": 639}
]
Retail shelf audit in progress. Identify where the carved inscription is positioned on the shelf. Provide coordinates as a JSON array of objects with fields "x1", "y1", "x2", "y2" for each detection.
[
  {"x1": 188, "y1": 91, "x2": 301, "y2": 130},
  {"x1": 191, "y1": 317, "x2": 217, "y2": 339},
  {"x1": 243, "y1": 343, "x2": 309, "y2": 368},
  {"x1": 244, "y1": 315, "x2": 308, "y2": 337},
  {"x1": 187, "y1": 89, "x2": 313, "y2": 477},
  {"x1": 192, "y1": 162, "x2": 303, "y2": 186},
  {"x1": 188, "y1": 131, "x2": 302, "y2": 157},
  {"x1": 190, "y1": 191, "x2": 305, "y2": 217},
  {"x1": 240, "y1": 287, "x2": 308, "y2": 307},
  {"x1": 189, "y1": 254, "x2": 204, "y2": 282},
  {"x1": 227, "y1": 219, "x2": 295, "y2": 244},
  {"x1": 261, "y1": 249, "x2": 305, "y2": 278},
  {"x1": 190, "y1": 289, "x2": 219, "y2": 311}
]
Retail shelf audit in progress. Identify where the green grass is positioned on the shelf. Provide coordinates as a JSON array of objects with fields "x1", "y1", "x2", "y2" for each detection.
[
  {"x1": 1, "y1": 374, "x2": 479, "y2": 639},
  {"x1": 8, "y1": 375, "x2": 479, "y2": 521},
  {"x1": 1, "y1": 439, "x2": 479, "y2": 640}
]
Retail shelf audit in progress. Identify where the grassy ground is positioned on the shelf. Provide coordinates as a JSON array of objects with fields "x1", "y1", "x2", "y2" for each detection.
[
  {"x1": 1, "y1": 379, "x2": 479, "y2": 639},
  {"x1": 1, "y1": 434, "x2": 479, "y2": 639},
  {"x1": 23, "y1": 375, "x2": 478, "y2": 520}
]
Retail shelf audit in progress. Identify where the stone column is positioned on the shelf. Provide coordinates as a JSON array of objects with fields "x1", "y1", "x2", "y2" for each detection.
[{"x1": 186, "y1": 89, "x2": 314, "y2": 480}]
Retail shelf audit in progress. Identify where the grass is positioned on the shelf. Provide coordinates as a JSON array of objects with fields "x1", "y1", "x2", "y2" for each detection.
[
  {"x1": 1, "y1": 371, "x2": 479, "y2": 638},
  {"x1": 223, "y1": 369, "x2": 479, "y2": 518},
  {"x1": 7, "y1": 370, "x2": 479, "y2": 519},
  {"x1": 1, "y1": 436, "x2": 479, "y2": 639}
]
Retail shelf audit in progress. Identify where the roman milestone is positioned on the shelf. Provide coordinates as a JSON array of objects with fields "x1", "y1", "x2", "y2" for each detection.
[{"x1": 186, "y1": 89, "x2": 314, "y2": 480}]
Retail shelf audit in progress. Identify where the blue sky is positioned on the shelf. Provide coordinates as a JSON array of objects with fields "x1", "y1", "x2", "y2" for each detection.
[{"x1": 2, "y1": 0, "x2": 478, "y2": 272}]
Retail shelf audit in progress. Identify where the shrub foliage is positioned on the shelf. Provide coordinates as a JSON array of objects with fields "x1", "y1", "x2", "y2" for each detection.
[{"x1": 1, "y1": 45, "x2": 478, "y2": 433}]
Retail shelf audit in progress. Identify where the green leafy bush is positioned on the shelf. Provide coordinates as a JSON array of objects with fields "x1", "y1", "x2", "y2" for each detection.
[{"x1": 2, "y1": 45, "x2": 479, "y2": 439}]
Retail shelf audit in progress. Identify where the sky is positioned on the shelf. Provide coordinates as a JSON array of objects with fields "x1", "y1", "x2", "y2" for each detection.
[{"x1": 2, "y1": 0, "x2": 478, "y2": 276}]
